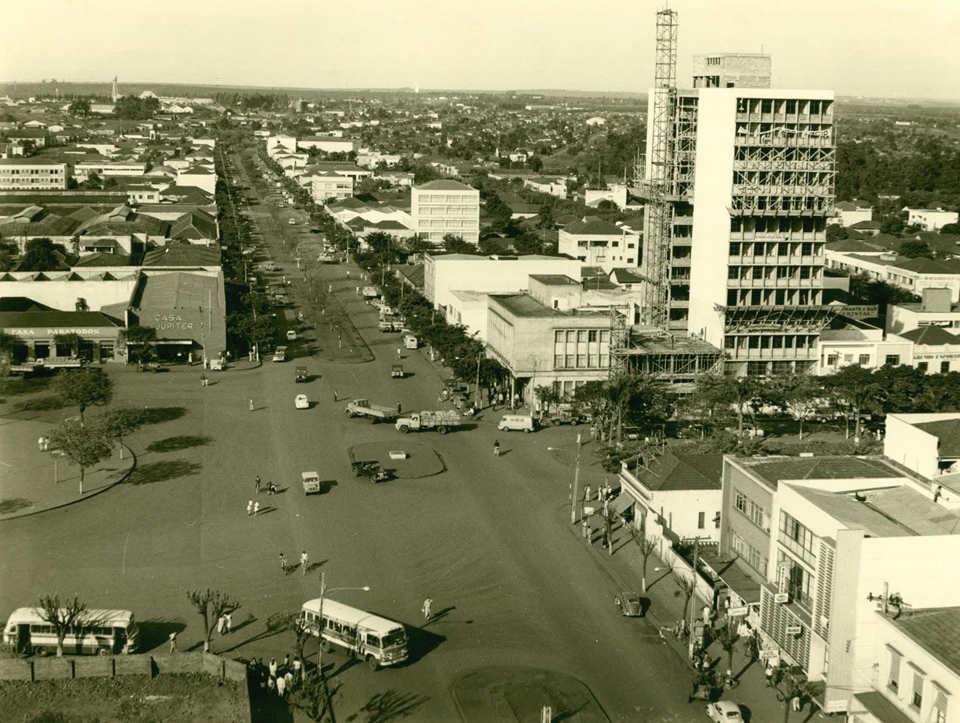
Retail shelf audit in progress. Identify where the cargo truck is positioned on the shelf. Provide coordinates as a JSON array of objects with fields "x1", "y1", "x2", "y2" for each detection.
[
  {"x1": 395, "y1": 410, "x2": 461, "y2": 435},
  {"x1": 344, "y1": 399, "x2": 398, "y2": 422}
]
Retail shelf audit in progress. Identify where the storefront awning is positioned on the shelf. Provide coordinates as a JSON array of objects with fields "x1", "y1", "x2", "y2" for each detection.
[
  {"x1": 154, "y1": 340, "x2": 194, "y2": 345},
  {"x1": 853, "y1": 692, "x2": 914, "y2": 723},
  {"x1": 700, "y1": 550, "x2": 762, "y2": 605}
]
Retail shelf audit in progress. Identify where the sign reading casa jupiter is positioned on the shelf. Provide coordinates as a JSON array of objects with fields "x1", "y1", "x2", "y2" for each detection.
[{"x1": 154, "y1": 314, "x2": 196, "y2": 331}]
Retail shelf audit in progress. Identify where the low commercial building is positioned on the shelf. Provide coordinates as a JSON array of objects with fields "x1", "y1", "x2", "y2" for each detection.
[
  {"x1": 832, "y1": 200, "x2": 873, "y2": 228},
  {"x1": 310, "y1": 172, "x2": 354, "y2": 204},
  {"x1": 884, "y1": 413, "x2": 960, "y2": 480},
  {"x1": 0, "y1": 158, "x2": 68, "y2": 190},
  {"x1": 899, "y1": 325, "x2": 960, "y2": 374},
  {"x1": 826, "y1": 251, "x2": 960, "y2": 303},
  {"x1": 818, "y1": 316, "x2": 914, "y2": 374},
  {"x1": 0, "y1": 301, "x2": 125, "y2": 365},
  {"x1": 906, "y1": 207, "x2": 958, "y2": 232},
  {"x1": 887, "y1": 289, "x2": 960, "y2": 335}
]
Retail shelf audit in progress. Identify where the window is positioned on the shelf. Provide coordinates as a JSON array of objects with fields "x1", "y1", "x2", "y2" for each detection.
[
  {"x1": 942, "y1": 361, "x2": 951, "y2": 374},
  {"x1": 885, "y1": 355, "x2": 900, "y2": 366},
  {"x1": 858, "y1": 354, "x2": 870, "y2": 366},
  {"x1": 912, "y1": 672, "x2": 924, "y2": 710},
  {"x1": 779, "y1": 511, "x2": 816, "y2": 565},
  {"x1": 888, "y1": 649, "x2": 901, "y2": 692},
  {"x1": 715, "y1": 511, "x2": 721, "y2": 529},
  {"x1": 734, "y1": 489, "x2": 769, "y2": 530},
  {"x1": 730, "y1": 531, "x2": 768, "y2": 574},
  {"x1": 777, "y1": 552, "x2": 813, "y2": 608},
  {"x1": 827, "y1": 354, "x2": 838, "y2": 366},
  {"x1": 918, "y1": 362, "x2": 929, "y2": 372},
  {"x1": 698, "y1": 512, "x2": 705, "y2": 529},
  {"x1": 933, "y1": 684, "x2": 948, "y2": 723}
]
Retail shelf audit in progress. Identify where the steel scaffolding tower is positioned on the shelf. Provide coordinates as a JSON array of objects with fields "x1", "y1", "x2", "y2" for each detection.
[{"x1": 641, "y1": 9, "x2": 678, "y2": 329}]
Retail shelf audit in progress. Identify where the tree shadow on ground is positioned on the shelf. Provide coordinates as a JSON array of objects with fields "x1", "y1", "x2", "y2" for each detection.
[
  {"x1": 145, "y1": 435, "x2": 213, "y2": 454},
  {"x1": 346, "y1": 689, "x2": 430, "y2": 723},
  {"x1": 0, "y1": 375, "x2": 53, "y2": 399},
  {"x1": 11, "y1": 395, "x2": 68, "y2": 413},
  {"x1": 140, "y1": 406, "x2": 187, "y2": 426},
  {"x1": 125, "y1": 459, "x2": 202, "y2": 485},
  {"x1": 137, "y1": 618, "x2": 187, "y2": 652},
  {"x1": 0, "y1": 498, "x2": 34, "y2": 515}
]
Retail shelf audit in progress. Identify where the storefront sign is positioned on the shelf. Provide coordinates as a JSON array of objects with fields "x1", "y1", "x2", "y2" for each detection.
[
  {"x1": 727, "y1": 606, "x2": 749, "y2": 617},
  {"x1": 774, "y1": 593, "x2": 789, "y2": 604},
  {"x1": 755, "y1": 233, "x2": 787, "y2": 241},
  {"x1": 3, "y1": 327, "x2": 114, "y2": 337},
  {"x1": 838, "y1": 305, "x2": 879, "y2": 320},
  {"x1": 786, "y1": 625, "x2": 803, "y2": 636},
  {"x1": 154, "y1": 314, "x2": 196, "y2": 331},
  {"x1": 914, "y1": 352, "x2": 960, "y2": 361},
  {"x1": 759, "y1": 647, "x2": 779, "y2": 661}
]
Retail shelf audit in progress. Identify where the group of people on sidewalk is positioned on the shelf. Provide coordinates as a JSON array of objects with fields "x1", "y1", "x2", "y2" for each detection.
[{"x1": 249, "y1": 654, "x2": 302, "y2": 699}]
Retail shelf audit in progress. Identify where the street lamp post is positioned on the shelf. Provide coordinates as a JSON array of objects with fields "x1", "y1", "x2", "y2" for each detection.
[
  {"x1": 316, "y1": 572, "x2": 370, "y2": 674},
  {"x1": 548, "y1": 437, "x2": 583, "y2": 525},
  {"x1": 475, "y1": 349, "x2": 483, "y2": 409}
]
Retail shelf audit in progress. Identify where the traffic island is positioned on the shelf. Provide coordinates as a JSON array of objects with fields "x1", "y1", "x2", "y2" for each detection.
[
  {"x1": 0, "y1": 418, "x2": 135, "y2": 522},
  {"x1": 348, "y1": 442, "x2": 445, "y2": 480},
  {"x1": 453, "y1": 666, "x2": 608, "y2": 723}
]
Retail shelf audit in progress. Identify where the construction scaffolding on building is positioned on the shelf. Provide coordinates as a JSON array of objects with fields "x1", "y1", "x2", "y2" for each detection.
[
  {"x1": 639, "y1": 8, "x2": 679, "y2": 330},
  {"x1": 621, "y1": 331, "x2": 723, "y2": 393}
]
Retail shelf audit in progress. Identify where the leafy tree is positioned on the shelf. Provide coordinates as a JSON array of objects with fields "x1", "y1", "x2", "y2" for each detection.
[
  {"x1": 404, "y1": 234, "x2": 431, "y2": 257},
  {"x1": 46, "y1": 419, "x2": 113, "y2": 493},
  {"x1": 0, "y1": 248, "x2": 13, "y2": 272},
  {"x1": 697, "y1": 375, "x2": 760, "y2": 438},
  {"x1": 513, "y1": 232, "x2": 545, "y2": 255},
  {"x1": 442, "y1": 233, "x2": 474, "y2": 254},
  {"x1": 67, "y1": 98, "x2": 91, "y2": 117},
  {"x1": 95, "y1": 406, "x2": 146, "y2": 460},
  {"x1": 52, "y1": 332, "x2": 82, "y2": 358},
  {"x1": 79, "y1": 171, "x2": 103, "y2": 191},
  {"x1": 824, "y1": 364, "x2": 881, "y2": 442},
  {"x1": 825, "y1": 224, "x2": 849, "y2": 242},
  {"x1": 119, "y1": 326, "x2": 157, "y2": 364},
  {"x1": 528, "y1": 155, "x2": 543, "y2": 173},
  {"x1": 535, "y1": 385, "x2": 562, "y2": 416},
  {"x1": 34, "y1": 594, "x2": 87, "y2": 657},
  {"x1": 940, "y1": 223, "x2": 960, "y2": 235},
  {"x1": 482, "y1": 192, "x2": 513, "y2": 233},
  {"x1": 19, "y1": 238, "x2": 64, "y2": 272},
  {"x1": 185, "y1": 589, "x2": 242, "y2": 653},
  {"x1": 628, "y1": 527, "x2": 659, "y2": 593},
  {"x1": 52, "y1": 368, "x2": 113, "y2": 423},
  {"x1": 772, "y1": 374, "x2": 824, "y2": 440},
  {"x1": 672, "y1": 571, "x2": 696, "y2": 620},
  {"x1": 713, "y1": 620, "x2": 741, "y2": 678},
  {"x1": 573, "y1": 381, "x2": 613, "y2": 439},
  {"x1": 899, "y1": 239, "x2": 933, "y2": 259}
]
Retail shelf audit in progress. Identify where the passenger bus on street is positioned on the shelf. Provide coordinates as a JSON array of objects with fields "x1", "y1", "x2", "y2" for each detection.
[
  {"x1": 3, "y1": 607, "x2": 140, "y2": 656},
  {"x1": 300, "y1": 598, "x2": 407, "y2": 670}
]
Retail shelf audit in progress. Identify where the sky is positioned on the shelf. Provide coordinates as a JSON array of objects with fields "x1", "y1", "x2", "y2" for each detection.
[{"x1": 3, "y1": 0, "x2": 959, "y2": 101}]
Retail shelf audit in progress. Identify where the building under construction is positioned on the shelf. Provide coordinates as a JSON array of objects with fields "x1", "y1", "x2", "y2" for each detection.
[{"x1": 640, "y1": 10, "x2": 837, "y2": 376}]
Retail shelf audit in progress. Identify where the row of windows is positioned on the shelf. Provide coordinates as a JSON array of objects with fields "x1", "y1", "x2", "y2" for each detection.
[
  {"x1": 419, "y1": 206, "x2": 476, "y2": 216},
  {"x1": 734, "y1": 489, "x2": 770, "y2": 531},
  {"x1": 29, "y1": 624, "x2": 119, "y2": 636},
  {"x1": 554, "y1": 354, "x2": 610, "y2": 370},
  {"x1": 730, "y1": 531, "x2": 768, "y2": 574},
  {"x1": 416, "y1": 194, "x2": 476, "y2": 203},
  {"x1": 555, "y1": 330, "x2": 610, "y2": 345},
  {"x1": 726, "y1": 289, "x2": 822, "y2": 307},
  {"x1": 779, "y1": 511, "x2": 817, "y2": 565},
  {"x1": 776, "y1": 550, "x2": 813, "y2": 609},
  {"x1": 734, "y1": 146, "x2": 834, "y2": 166},
  {"x1": 737, "y1": 98, "x2": 831, "y2": 117},
  {"x1": 419, "y1": 219, "x2": 478, "y2": 229},
  {"x1": 728, "y1": 266, "x2": 822, "y2": 281},
  {"x1": 731, "y1": 195, "x2": 832, "y2": 213},
  {"x1": 731, "y1": 217, "x2": 824, "y2": 234},
  {"x1": 733, "y1": 171, "x2": 832, "y2": 188},
  {"x1": 729, "y1": 242, "x2": 822, "y2": 257},
  {"x1": 724, "y1": 335, "x2": 819, "y2": 351},
  {"x1": 0, "y1": 168, "x2": 64, "y2": 175},
  {"x1": 888, "y1": 649, "x2": 948, "y2": 721}
]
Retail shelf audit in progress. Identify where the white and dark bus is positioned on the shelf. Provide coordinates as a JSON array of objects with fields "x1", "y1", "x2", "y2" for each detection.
[
  {"x1": 3, "y1": 608, "x2": 140, "y2": 656},
  {"x1": 300, "y1": 598, "x2": 408, "y2": 670}
]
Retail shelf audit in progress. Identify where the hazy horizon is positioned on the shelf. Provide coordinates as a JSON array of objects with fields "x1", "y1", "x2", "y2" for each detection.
[{"x1": 3, "y1": 0, "x2": 959, "y2": 103}]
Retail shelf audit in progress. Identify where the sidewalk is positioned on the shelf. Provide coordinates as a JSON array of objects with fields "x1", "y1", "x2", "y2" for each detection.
[
  {"x1": 565, "y1": 502, "x2": 821, "y2": 723},
  {"x1": 0, "y1": 416, "x2": 135, "y2": 521}
]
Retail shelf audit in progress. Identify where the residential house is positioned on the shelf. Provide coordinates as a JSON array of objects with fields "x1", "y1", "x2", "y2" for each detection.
[
  {"x1": 887, "y1": 289, "x2": 960, "y2": 335},
  {"x1": 906, "y1": 208, "x2": 958, "y2": 232},
  {"x1": 833, "y1": 200, "x2": 873, "y2": 228}
]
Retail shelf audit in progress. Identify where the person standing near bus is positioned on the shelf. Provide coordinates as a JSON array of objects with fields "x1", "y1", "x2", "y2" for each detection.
[
  {"x1": 422, "y1": 598, "x2": 433, "y2": 621},
  {"x1": 168, "y1": 632, "x2": 177, "y2": 653},
  {"x1": 300, "y1": 551, "x2": 309, "y2": 575}
]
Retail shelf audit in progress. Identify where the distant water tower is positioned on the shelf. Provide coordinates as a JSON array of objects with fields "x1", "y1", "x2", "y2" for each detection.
[
  {"x1": 112, "y1": 75, "x2": 119, "y2": 102},
  {"x1": 415, "y1": 86, "x2": 420, "y2": 94}
]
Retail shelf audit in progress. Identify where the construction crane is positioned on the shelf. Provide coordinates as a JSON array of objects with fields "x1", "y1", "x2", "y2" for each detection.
[{"x1": 640, "y1": 8, "x2": 678, "y2": 330}]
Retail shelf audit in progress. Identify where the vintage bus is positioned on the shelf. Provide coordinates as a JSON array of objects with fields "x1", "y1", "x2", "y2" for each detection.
[
  {"x1": 3, "y1": 608, "x2": 140, "y2": 656},
  {"x1": 300, "y1": 598, "x2": 407, "y2": 670}
]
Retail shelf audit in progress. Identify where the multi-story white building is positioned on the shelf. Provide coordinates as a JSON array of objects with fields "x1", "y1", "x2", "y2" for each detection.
[
  {"x1": 411, "y1": 180, "x2": 480, "y2": 246},
  {"x1": 887, "y1": 289, "x2": 960, "y2": 335},
  {"x1": 310, "y1": 172, "x2": 354, "y2": 204},
  {"x1": 558, "y1": 216, "x2": 640, "y2": 272},
  {"x1": 906, "y1": 207, "x2": 958, "y2": 232},
  {"x1": 0, "y1": 158, "x2": 67, "y2": 190},
  {"x1": 826, "y1": 251, "x2": 960, "y2": 303},
  {"x1": 646, "y1": 67, "x2": 836, "y2": 375}
]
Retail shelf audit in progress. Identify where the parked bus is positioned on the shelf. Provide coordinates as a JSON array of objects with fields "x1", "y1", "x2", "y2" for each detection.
[
  {"x1": 300, "y1": 598, "x2": 407, "y2": 670},
  {"x1": 3, "y1": 607, "x2": 140, "y2": 656}
]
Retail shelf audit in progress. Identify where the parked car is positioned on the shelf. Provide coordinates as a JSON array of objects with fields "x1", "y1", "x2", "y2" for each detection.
[
  {"x1": 286, "y1": 330, "x2": 297, "y2": 341},
  {"x1": 498, "y1": 415, "x2": 536, "y2": 433},
  {"x1": 295, "y1": 394, "x2": 310, "y2": 409},
  {"x1": 614, "y1": 591, "x2": 642, "y2": 617},
  {"x1": 706, "y1": 701, "x2": 742, "y2": 722}
]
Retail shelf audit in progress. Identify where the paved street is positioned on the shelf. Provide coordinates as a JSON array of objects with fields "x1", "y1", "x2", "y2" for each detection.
[{"x1": 0, "y1": 156, "x2": 781, "y2": 723}]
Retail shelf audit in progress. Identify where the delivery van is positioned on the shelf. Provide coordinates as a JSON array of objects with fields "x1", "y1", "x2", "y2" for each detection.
[{"x1": 498, "y1": 414, "x2": 536, "y2": 433}]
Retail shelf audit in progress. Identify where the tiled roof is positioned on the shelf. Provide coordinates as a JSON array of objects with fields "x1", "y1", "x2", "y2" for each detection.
[
  {"x1": 741, "y1": 456, "x2": 900, "y2": 488},
  {"x1": 0, "y1": 297, "x2": 54, "y2": 312},
  {"x1": 488, "y1": 293, "x2": 566, "y2": 318},
  {"x1": 630, "y1": 451, "x2": 723, "y2": 492},
  {"x1": 826, "y1": 238, "x2": 890, "y2": 252},
  {"x1": 890, "y1": 607, "x2": 960, "y2": 675},
  {"x1": 898, "y1": 326, "x2": 960, "y2": 346},
  {"x1": 529, "y1": 274, "x2": 579, "y2": 286},
  {"x1": 73, "y1": 252, "x2": 132, "y2": 267},
  {"x1": 142, "y1": 243, "x2": 221, "y2": 267},
  {"x1": 914, "y1": 419, "x2": 960, "y2": 457},
  {"x1": 611, "y1": 268, "x2": 645, "y2": 284},
  {"x1": 416, "y1": 179, "x2": 475, "y2": 191},
  {"x1": 170, "y1": 210, "x2": 217, "y2": 240},
  {"x1": 133, "y1": 272, "x2": 222, "y2": 311},
  {"x1": 894, "y1": 257, "x2": 957, "y2": 274},
  {"x1": 562, "y1": 216, "x2": 626, "y2": 236}
]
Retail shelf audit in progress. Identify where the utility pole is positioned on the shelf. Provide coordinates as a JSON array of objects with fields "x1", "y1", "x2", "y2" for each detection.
[
  {"x1": 688, "y1": 536, "x2": 700, "y2": 660},
  {"x1": 475, "y1": 351, "x2": 483, "y2": 408},
  {"x1": 570, "y1": 433, "x2": 582, "y2": 524}
]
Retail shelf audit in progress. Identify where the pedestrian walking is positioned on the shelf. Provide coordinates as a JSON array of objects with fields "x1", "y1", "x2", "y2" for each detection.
[
  {"x1": 249, "y1": 398, "x2": 255, "y2": 412},
  {"x1": 396, "y1": 401, "x2": 402, "y2": 415},
  {"x1": 253, "y1": 501, "x2": 260, "y2": 516},
  {"x1": 300, "y1": 551, "x2": 309, "y2": 575},
  {"x1": 255, "y1": 476, "x2": 261, "y2": 495},
  {"x1": 267, "y1": 676, "x2": 276, "y2": 694},
  {"x1": 200, "y1": 373, "x2": 207, "y2": 387},
  {"x1": 765, "y1": 664, "x2": 774, "y2": 687},
  {"x1": 355, "y1": 286, "x2": 360, "y2": 294},
  {"x1": 396, "y1": 348, "x2": 402, "y2": 359},
  {"x1": 38, "y1": 436, "x2": 45, "y2": 452},
  {"x1": 224, "y1": 612, "x2": 232, "y2": 634},
  {"x1": 292, "y1": 656, "x2": 302, "y2": 680},
  {"x1": 217, "y1": 615, "x2": 226, "y2": 636},
  {"x1": 168, "y1": 632, "x2": 177, "y2": 653},
  {"x1": 279, "y1": 552, "x2": 287, "y2": 571},
  {"x1": 328, "y1": 284, "x2": 332, "y2": 293},
  {"x1": 585, "y1": 485, "x2": 592, "y2": 502},
  {"x1": 493, "y1": 440, "x2": 500, "y2": 457},
  {"x1": 268, "y1": 482, "x2": 277, "y2": 495},
  {"x1": 347, "y1": 270, "x2": 351, "y2": 278},
  {"x1": 422, "y1": 598, "x2": 433, "y2": 621},
  {"x1": 247, "y1": 500, "x2": 254, "y2": 516},
  {"x1": 284, "y1": 670, "x2": 294, "y2": 691},
  {"x1": 268, "y1": 658, "x2": 278, "y2": 679},
  {"x1": 333, "y1": 390, "x2": 339, "y2": 402}
]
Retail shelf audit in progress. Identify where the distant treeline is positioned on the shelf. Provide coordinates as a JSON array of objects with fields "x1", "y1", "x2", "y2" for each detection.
[{"x1": 214, "y1": 93, "x2": 290, "y2": 111}]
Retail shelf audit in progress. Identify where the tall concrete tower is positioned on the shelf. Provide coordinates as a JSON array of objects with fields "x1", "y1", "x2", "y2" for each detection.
[{"x1": 112, "y1": 76, "x2": 119, "y2": 102}]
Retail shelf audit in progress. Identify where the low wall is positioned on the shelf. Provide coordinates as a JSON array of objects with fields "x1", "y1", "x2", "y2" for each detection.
[{"x1": 0, "y1": 652, "x2": 250, "y2": 721}]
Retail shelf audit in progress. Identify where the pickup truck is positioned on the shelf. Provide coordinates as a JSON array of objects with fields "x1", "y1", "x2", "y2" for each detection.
[
  {"x1": 396, "y1": 410, "x2": 461, "y2": 435},
  {"x1": 362, "y1": 286, "x2": 380, "y2": 299},
  {"x1": 345, "y1": 399, "x2": 398, "y2": 422}
]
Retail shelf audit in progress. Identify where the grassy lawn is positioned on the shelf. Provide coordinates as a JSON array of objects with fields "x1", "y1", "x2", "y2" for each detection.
[{"x1": 1, "y1": 673, "x2": 247, "y2": 723}]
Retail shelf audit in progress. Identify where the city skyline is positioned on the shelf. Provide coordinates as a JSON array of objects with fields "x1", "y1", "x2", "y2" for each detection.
[{"x1": 3, "y1": 0, "x2": 959, "y2": 102}]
